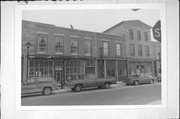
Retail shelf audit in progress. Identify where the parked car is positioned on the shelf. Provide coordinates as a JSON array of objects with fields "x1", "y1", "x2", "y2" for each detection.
[
  {"x1": 126, "y1": 73, "x2": 157, "y2": 86},
  {"x1": 66, "y1": 74, "x2": 116, "y2": 92},
  {"x1": 21, "y1": 77, "x2": 60, "y2": 96}
]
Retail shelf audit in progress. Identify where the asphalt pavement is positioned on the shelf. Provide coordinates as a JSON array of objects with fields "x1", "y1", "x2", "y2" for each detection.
[{"x1": 21, "y1": 83, "x2": 161, "y2": 106}]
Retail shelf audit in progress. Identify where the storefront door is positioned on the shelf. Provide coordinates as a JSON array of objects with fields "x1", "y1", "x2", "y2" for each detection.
[{"x1": 55, "y1": 70, "x2": 62, "y2": 83}]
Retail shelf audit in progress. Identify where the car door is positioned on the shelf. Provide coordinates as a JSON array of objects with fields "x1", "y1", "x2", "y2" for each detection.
[
  {"x1": 84, "y1": 77, "x2": 96, "y2": 87},
  {"x1": 21, "y1": 78, "x2": 38, "y2": 94},
  {"x1": 142, "y1": 74, "x2": 149, "y2": 84},
  {"x1": 139, "y1": 75, "x2": 146, "y2": 84}
]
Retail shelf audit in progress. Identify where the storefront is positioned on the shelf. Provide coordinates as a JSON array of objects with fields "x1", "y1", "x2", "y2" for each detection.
[
  {"x1": 97, "y1": 59, "x2": 128, "y2": 82},
  {"x1": 25, "y1": 56, "x2": 96, "y2": 85},
  {"x1": 128, "y1": 60, "x2": 154, "y2": 76}
]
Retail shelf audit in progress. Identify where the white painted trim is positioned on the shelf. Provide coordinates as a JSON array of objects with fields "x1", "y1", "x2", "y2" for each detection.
[
  {"x1": 70, "y1": 35, "x2": 80, "y2": 38},
  {"x1": 37, "y1": 52, "x2": 46, "y2": 54},
  {"x1": 83, "y1": 37, "x2": 93, "y2": 40},
  {"x1": 37, "y1": 31, "x2": 49, "y2": 35},
  {"x1": 71, "y1": 53, "x2": 78, "y2": 55},
  {"x1": 114, "y1": 41, "x2": 122, "y2": 43},
  {"x1": 54, "y1": 34, "x2": 65, "y2": 37},
  {"x1": 55, "y1": 52, "x2": 63, "y2": 55},
  {"x1": 102, "y1": 39, "x2": 110, "y2": 42},
  {"x1": 84, "y1": 54, "x2": 91, "y2": 56}
]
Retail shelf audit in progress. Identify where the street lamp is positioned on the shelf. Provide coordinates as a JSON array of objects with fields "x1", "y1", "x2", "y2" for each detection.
[{"x1": 25, "y1": 41, "x2": 31, "y2": 79}]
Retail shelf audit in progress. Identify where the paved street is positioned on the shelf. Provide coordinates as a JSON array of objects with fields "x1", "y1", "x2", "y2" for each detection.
[{"x1": 21, "y1": 83, "x2": 161, "y2": 106}]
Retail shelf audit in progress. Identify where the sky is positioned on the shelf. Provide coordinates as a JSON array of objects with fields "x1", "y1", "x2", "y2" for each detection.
[{"x1": 22, "y1": 9, "x2": 160, "y2": 40}]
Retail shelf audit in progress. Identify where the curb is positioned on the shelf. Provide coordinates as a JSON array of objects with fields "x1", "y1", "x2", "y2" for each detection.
[{"x1": 53, "y1": 82, "x2": 126, "y2": 94}]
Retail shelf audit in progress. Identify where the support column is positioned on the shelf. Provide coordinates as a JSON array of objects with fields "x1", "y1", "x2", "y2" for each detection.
[
  {"x1": 104, "y1": 60, "x2": 106, "y2": 78},
  {"x1": 22, "y1": 56, "x2": 27, "y2": 82},
  {"x1": 116, "y1": 60, "x2": 118, "y2": 82},
  {"x1": 126, "y1": 59, "x2": 130, "y2": 78},
  {"x1": 95, "y1": 59, "x2": 98, "y2": 78}
]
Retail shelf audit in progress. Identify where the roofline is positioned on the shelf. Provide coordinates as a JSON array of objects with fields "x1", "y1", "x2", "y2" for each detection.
[
  {"x1": 22, "y1": 20, "x2": 123, "y2": 39},
  {"x1": 103, "y1": 20, "x2": 152, "y2": 33}
]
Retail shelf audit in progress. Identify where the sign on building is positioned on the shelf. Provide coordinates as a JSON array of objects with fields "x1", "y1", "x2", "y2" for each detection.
[{"x1": 152, "y1": 20, "x2": 161, "y2": 42}]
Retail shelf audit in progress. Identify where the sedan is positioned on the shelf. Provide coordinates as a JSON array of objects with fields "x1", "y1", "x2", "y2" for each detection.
[{"x1": 126, "y1": 74, "x2": 157, "y2": 86}]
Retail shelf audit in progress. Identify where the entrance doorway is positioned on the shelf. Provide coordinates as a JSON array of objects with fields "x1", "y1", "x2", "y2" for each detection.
[{"x1": 55, "y1": 70, "x2": 62, "y2": 83}]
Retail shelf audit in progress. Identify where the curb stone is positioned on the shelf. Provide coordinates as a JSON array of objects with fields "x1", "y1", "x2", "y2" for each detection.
[{"x1": 53, "y1": 82, "x2": 126, "y2": 94}]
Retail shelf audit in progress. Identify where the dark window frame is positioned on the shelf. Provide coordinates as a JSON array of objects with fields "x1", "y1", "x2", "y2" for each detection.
[
  {"x1": 130, "y1": 44, "x2": 135, "y2": 56},
  {"x1": 55, "y1": 36, "x2": 64, "y2": 54},
  {"x1": 138, "y1": 45, "x2": 143, "y2": 56}
]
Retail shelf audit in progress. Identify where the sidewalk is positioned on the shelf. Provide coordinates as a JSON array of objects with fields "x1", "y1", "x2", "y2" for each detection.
[{"x1": 53, "y1": 81, "x2": 126, "y2": 94}]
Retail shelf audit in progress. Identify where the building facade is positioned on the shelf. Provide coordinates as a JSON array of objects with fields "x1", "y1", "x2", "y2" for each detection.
[
  {"x1": 22, "y1": 20, "x2": 126, "y2": 87},
  {"x1": 103, "y1": 20, "x2": 161, "y2": 77},
  {"x1": 22, "y1": 20, "x2": 161, "y2": 87}
]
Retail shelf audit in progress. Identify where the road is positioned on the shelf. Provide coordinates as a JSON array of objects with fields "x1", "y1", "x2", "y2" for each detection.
[{"x1": 21, "y1": 83, "x2": 161, "y2": 106}]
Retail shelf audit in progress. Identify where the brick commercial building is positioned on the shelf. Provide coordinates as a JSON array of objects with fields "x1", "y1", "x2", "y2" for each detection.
[
  {"x1": 103, "y1": 20, "x2": 161, "y2": 77},
  {"x1": 22, "y1": 20, "x2": 161, "y2": 87},
  {"x1": 22, "y1": 20, "x2": 126, "y2": 87}
]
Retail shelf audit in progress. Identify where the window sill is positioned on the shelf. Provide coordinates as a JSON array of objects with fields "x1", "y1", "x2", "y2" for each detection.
[
  {"x1": 37, "y1": 52, "x2": 46, "y2": 54},
  {"x1": 56, "y1": 53, "x2": 63, "y2": 55}
]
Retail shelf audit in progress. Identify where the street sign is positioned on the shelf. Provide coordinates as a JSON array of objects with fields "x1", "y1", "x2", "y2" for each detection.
[{"x1": 152, "y1": 20, "x2": 161, "y2": 42}]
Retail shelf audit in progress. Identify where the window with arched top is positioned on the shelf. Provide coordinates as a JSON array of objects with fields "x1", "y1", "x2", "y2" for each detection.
[
  {"x1": 38, "y1": 34, "x2": 47, "y2": 53},
  {"x1": 55, "y1": 36, "x2": 64, "y2": 54}
]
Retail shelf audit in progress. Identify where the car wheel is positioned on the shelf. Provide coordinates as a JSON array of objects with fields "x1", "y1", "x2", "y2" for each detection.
[
  {"x1": 104, "y1": 83, "x2": 110, "y2": 89},
  {"x1": 43, "y1": 87, "x2": 52, "y2": 95},
  {"x1": 134, "y1": 81, "x2": 139, "y2": 86},
  {"x1": 75, "y1": 85, "x2": 82, "y2": 92},
  {"x1": 149, "y1": 79, "x2": 154, "y2": 84}
]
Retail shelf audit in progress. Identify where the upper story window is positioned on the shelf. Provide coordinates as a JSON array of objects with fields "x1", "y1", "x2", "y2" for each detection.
[
  {"x1": 137, "y1": 30, "x2": 141, "y2": 41},
  {"x1": 71, "y1": 38, "x2": 78, "y2": 55},
  {"x1": 116, "y1": 43, "x2": 121, "y2": 56},
  {"x1": 103, "y1": 41, "x2": 109, "y2": 56},
  {"x1": 129, "y1": 29, "x2": 134, "y2": 40},
  {"x1": 130, "y1": 44, "x2": 135, "y2": 56},
  {"x1": 145, "y1": 45, "x2": 150, "y2": 56},
  {"x1": 55, "y1": 36, "x2": 64, "y2": 54},
  {"x1": 138, "y1": 45, "x2": 143, "y2": 56},
  {"x1": 144, "y1": 32, "x2": 149, "y2": 41},
  {"x1": 84, "y1": 39, "x2": 92, "y2": 55},
  {"x1": 37, "y1": 34, "x2": 47, "y2": 53}
]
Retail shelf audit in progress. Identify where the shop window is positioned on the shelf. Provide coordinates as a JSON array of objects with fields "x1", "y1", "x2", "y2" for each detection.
[
  {"x1": 118, "y1": 60, "x2": 127, "y2": 77},
  {"x1": 129, "y1": 29, "x2": 134, "y2": 40},
  {"x1": 85, "y1": 59, "x2": 95, "y2": 74},
  {"x1": 84, "y1": 39, "x2": 92, "y2": 55},
  {"x1": 103, "y1": 41, "x2": 109, "y2": 56},
  {"x1": 98, "y1": 60, "x2": 104, "y2": 78},
  {"x1": 55, "y1": 36, "x2": 64, "y2": 54},
  {"x1": 106, "y1": 60, "x2": 116, "y2": 77},
  {"x1": 130, "y1": 44, "x2": 135, "y2": 56},
  {"x1": 28, "y1": 59, "x2": 54, "y2": 78},
  {"x1": 116, "y1": 43, "x2": 121, "y2": 56},
  {"x1": 37, "y1": 34, "x2": 47, "y2": 53},
  {"x1": 65, "y1": 60, "x2": 85, "y2": 81},
  {"x1": 71, "y1": 38, "x2": 78, "y2": 55},
  {"x1": 137, "y1": 30, "x2": 141, "y2": 41}
]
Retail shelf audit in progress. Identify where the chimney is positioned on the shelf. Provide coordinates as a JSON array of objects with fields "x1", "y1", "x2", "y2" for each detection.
[{"x1": 70, "y1": 25, "x2": 74, "y2": 29}]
